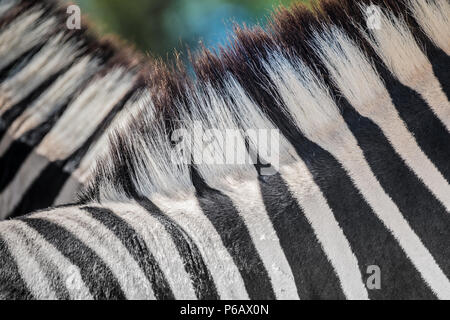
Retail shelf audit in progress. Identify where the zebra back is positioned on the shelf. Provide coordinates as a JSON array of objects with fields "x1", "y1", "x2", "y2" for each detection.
[
  {"x1": 1, "y1": 0, "x2": 450, "y2": 300},
  {"x1": 0, "y1": 0, "x2": 148, "y2": 219}
]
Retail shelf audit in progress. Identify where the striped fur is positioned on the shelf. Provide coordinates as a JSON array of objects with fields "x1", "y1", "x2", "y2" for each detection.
[
  {"x1": 0, "y1": 0, "x2": 146, "y2": 219},
  {"x1": 1, "y1": 0, "x2": 450, "y2": 299}
]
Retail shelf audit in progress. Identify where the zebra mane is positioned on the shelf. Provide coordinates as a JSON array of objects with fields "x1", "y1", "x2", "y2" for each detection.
[
  {"x1": 10, "y1": 0, "x2": 442, "y2": 204},
  {"x1": 0, "y1": 0, "x2": 151, "y2": 217}
]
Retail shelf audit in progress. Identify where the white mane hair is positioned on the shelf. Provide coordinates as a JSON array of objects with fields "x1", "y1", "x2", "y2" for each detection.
[{"x1": 79, "y1": 0, "x2": 450, "y2": 204}]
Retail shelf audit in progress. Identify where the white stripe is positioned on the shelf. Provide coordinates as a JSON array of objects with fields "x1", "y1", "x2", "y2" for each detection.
[
  {"x1": 281, "y1": 73, "x2": 450, "y2": 297},
  {"x1": 0, "y1": 9, "x2": 56, "y2": 71},
  {"x1": 329, "y1": 134, "x2": 450, "y2": 299},
  {"x1": 31, "y1": 208, "x2": 156, "y2": 300},
  {"x1": 35, "y1": 68, "x2": 136, "y2": 161},
  {"x1": 0, "y1": 221, "x2": 57, "y2": 299},
  {"x1": 315, "y1": 27, "x2": 450, "y2": 213},
  {"x1": 0, "y1": 33, "x2": 80, "y2": 116},
  {"x1": 408, "y1": 0, "x2": 450, "y2": 55},
  {"x1": 0, "y1": 67, "x2": 132, "y2": 215},
  {"x1": 360, "y1": 6, "x2": 450, "y2": 131},
  {"x1": 150, "y1": 194, "x2": 250, "y2": 300},
  {"x1": 219, "y1": 179, "x2": 300, "y2": 300},
  {"x1": 55, "y1": 90, "x2": 148, "y2": 206},
  {"x1": 372, "y1": 105, "x2": 450, "y2": 212},
  {"x1": 101, "y1": 201, "x2": 197, "y2": 300},
  {"x1": 3, "y1": 220, "x2": 92, "y2": 299},
  {"x1": 53, "y1": 177, "x2": 81, "y2": 206},
  {"x1": 223, "y1": 75, "x2": 367, "y2": 298},
  {"x1": 6, "y1": 56, "x2": 100, "y2": 140},
  {"x1": 280, "y1": 161, "x2": 369, "y2": 300},
  {"x1": 178, "y1": 80, "x2": 297, "y2": 298},
  {"x1": 0, "y1": 131, "x2": 13, "y2": 157},
  {"x1": 69, "y1": 91, "x2": 148, "y2": 185},
  {"x1": 307, "y1": 29, "x2": 450, "y2": 298},
  {"x1": 411, "y1": 73, "x2": 450, "y2": 132}
]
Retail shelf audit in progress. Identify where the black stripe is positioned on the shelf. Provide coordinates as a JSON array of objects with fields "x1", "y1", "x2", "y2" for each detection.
[
  {"x1": 218, "y1": 60, "x2": 355, "y2": 299},
  {"x1": 0, "y1": 55, "x2": 100, "y2": 194},
  {"x1": 258, "y1": 173, "x2": 345, "y2": 299},
  {"x1": 9, "y1": 88, "x2": 136, "y2": 218},
  {"x1": 241, "y1": 71, "x2": 436, "y2": 299},
  {"x1": 229, "y1": 58, "x2": 435, "y2": 299},
  {"x1": 10, "y1": 160, "x2": 71, "y2": 218},
  {"x1": 0, "y1": 43, "x2": 44, "y2": 83},
  {"x1": 376, "y1": 66, "x2": 450, "y2": 183},
  {"x1": 425, "y1": 41, "x2": 450, "y2": 101},
  {"x1": 0, "y1": 139, "x2": 32, "y2": 193},
  {"x1": 0, "y1": 66, "x2": 68, "y2": 142},
  {"x1": 191, "y1": 168, "x2": 275, "y2": 300},
  {"x1": 0, "y1": 100, "x2": 71, "y2": 193},
  {"x1": 136, "y1": 196, "x2": 219, "y2": 300},
  {"x1": 0, "y1": 235, "x2": 34, "y2": 300},
  {"x1": 343, "y1": 92, "x2": 450, "y2": 280},
  {"x1": 299, "y1": 132, "x2": 436, "y2": 300},
  {"x1": 82, "y1": 206, "x2": 175, "y2": 300},
  {"x1": 23, "y1": 217, "x2": 126, "y2": 299},
  {"x1": 11, "y1": 225, "x2": 70, "y2": 300}
]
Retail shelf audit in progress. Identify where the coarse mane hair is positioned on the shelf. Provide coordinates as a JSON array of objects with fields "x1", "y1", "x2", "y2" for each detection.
[{"x1": 66, "y1": 0, "x2": 449, "y2": 203}]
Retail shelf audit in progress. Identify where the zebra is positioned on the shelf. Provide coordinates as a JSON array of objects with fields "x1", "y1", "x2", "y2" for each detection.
[
  {"x1": 0, "y1": 0, "x2": 147, "y2": 219},
  {"x1": 1, "y1": 0, "x2": 450, "y2": 300}
]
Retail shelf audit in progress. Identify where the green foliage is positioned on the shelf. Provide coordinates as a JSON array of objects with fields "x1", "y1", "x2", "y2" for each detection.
[{"x1": 73, "y1": 0, "x2": 312, "y2": 59}]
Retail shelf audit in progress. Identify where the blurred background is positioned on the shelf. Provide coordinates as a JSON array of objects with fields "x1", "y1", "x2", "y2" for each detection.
[{"x1": 69, "y1": 0, "x2": 313, "y2": 61}]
